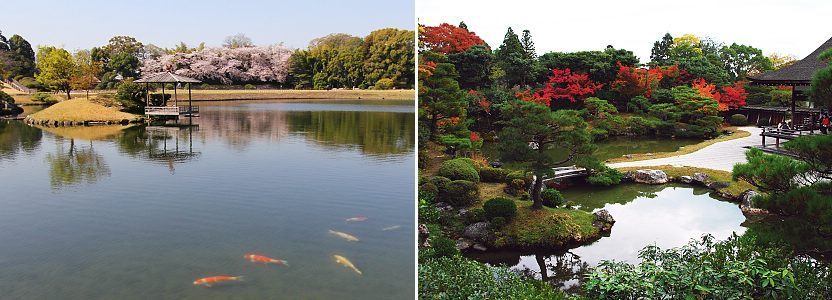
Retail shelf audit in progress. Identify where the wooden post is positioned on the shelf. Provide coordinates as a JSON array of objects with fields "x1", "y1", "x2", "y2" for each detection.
[
  {"x1": 146, "y1": 83, "x2": 150, "y2": 106},
  {"x1": 790, "y1": 85, "x2": 797, "y2": 123},
  {"x1": 162, "y1": 83, "x2": 165, "y2": 106},
  {"x1": 174, "y1": 82, "x2": 178, "y2": 107},
  {"x1": 188, "y1": 83, "x2": 192, "y2": 120}
]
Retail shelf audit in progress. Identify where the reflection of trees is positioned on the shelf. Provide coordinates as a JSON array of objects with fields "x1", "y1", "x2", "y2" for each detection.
[
  {"x1": 0, "y1": 121, "x2": 42, "y2": 160},
  {"x1": 468, "y1": 250, "x2": 593, "y2": 293},
  {"x1": 743, "y1": 216, "x2": 832, "y2": 261},
  {"x1": 45, "y1": 138, "x2": 110, "y2": 189},
  {"x1": 287, "y1": 111, "x2": 415, "y2": 156}
]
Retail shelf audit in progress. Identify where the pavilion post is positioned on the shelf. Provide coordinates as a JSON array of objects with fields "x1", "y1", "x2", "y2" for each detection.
[
  {"x1": 188, "y1": 83, "x2": 192, "y2": 121},
  {"x1": 162, "y1": 83, "x2": 166, "y2": 106},
  {"x1": 174, "y1": 83, "x2": 178, "y2": 107},
  {"x1": 791, "y1": 86, "x2": 797, "y2": 125},
  {"x1": 146, "y1": 83, "x2": 150, "y2": 106}
]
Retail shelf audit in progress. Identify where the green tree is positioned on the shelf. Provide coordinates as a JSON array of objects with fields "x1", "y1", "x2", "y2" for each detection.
[
  {"x1": 362, "y1": 28, "x2": 415, "y2": 89},
  {"x1": 3, "y1": 34, "x2": 36, "y2": 78},
  {"x1": 419, "y1": 52, "x2": 467, "y2": 140},
  {"x1": 448, "y1": 44, "x2": 494, "y2": 89},
  {"x1": 649, "y1": 33, "x2": 673, "y2": 66},
  {"x1": 810, "y1": 48, "x2": 832, "y2": 109},
  {"x1": 35, "y1": 46, "x2": 76, "y2": 99},
  {"x1": 521, "y1": 29, "x2": 536, "y2": 60},
  {"x1": 498, "y1": 101, "x2": 594, "y2": 208},
  {"x1": 70, "y1": 50, "x2": 103, "y2": 99},
  {"x1": 495, "y1": 27, "x2": 533, "y2": 87},
  {"x1": 720, "y1": 43, "x2": 772, "y2": 80}
]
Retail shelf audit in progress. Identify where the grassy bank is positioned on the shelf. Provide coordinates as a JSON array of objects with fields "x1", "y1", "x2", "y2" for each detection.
[
  {"x1": 605, "y1": 127, "x2": 751, "y2": 163},
  {"x1": 12, "y1": 89, "x2": 414, "y2": 104},
  {"x1": 26, "y1": 99, "x2": 138, "y2": 123}
]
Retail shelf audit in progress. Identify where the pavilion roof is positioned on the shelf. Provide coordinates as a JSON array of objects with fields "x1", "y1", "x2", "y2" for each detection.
[
  {"x1": 135, "y1": 72, "x2": 201, "y2": 83},
  {"x1": 749, "y1": 36, "x2": 832, "y2": 85}
]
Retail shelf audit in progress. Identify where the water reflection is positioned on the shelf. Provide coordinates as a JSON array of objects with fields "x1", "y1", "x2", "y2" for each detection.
[
  {"x1": 0, "y1": 120, "x2": 42, "y2": 161},
  {"x1": 468, "y1": 185, "x2": 747, "y2": 291},
  {"x1": 45, "y1": 139, "x2": 110, "y2": 189}
]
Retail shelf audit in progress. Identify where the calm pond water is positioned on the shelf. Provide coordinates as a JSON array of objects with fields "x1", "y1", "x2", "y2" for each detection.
[
  {"x1": 467, "y1": 184, "x2": 747, "y2": 292},
  {"x1": 0, "y1": 100, "x2": 414, "y2": 299},
  {"x1": 482, "y1": 136, "x2": 702, "y2": 165}
]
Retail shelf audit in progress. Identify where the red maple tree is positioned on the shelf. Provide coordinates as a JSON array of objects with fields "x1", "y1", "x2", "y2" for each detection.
[
  {"x1": 692, "y1": 78, "x2": 748, "y2": 111},
  {"x1": 468, "y1": 90, "x2": 491, "y2": 113},
  {"x1": 521, "y1": 68, "x2": 602, "y2": 106},
  {"x1": 421, "y1": 23, "x2": 486, "y2": 54},
  {"x1": 612, "y1": 63, "x2": 664, "y2": 98}
]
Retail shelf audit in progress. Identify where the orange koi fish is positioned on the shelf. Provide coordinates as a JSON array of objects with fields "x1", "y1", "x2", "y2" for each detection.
[
  {"x1": 244, "y1": 253, "x2": 288, "y2": 266},
  {"x1": 192, "y1": 275, "x2": 243, "y2": 287},
  {"x1": 346, "y1": 216, "x2": 368, "y2": 222}
]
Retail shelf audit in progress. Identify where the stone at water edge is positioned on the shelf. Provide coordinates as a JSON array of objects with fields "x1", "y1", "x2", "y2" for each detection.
[
  {"x1": 740, "y1": 190, "x2": 768, "y2": 214},
  {"x1": 456, "y1": 238, "x2": 473, "y2": 251},
  {"x1": 592, "y1": 209, "x2": 616, "y2": 233},
  {"x1": 707, "y1": 181, "x2": 730, "y2": 190},
  {"x1": 679, "y1": 176, "x2": 693, "y2": 184},
  {"x1": 471, "y1": 244, "x2": 487, "y2": 251},
  {"x1": 692, "y1": 173, "x2": 710, "y2": 185},
  {"x1": 462, "y1": 222, "x2": 493, "y2": 243},
  {"x1": 631, "y1": 169, "x2": 669, "y2": 184}
]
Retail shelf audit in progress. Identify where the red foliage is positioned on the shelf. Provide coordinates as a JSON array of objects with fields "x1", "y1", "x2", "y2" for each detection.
[
  {"x1": 421, "y1": 23, "x2": 486, "y2": 54},
  {"x1": 612, "y1": 63, "x2": 664, "y2": 98},
  {"x1": 468, "y1": 90, "x2": 491, "y2": 113},
  {"x1": 436, "y1": 116, "x2": 461, "y2": 128},
  {"x1": 419, "y1": 60, "x2": 437, "y2": 78},
  {"x1": 469, "y1": 131, "x2": 481, "y2": 142},
  {"x1": 719, "y1": 81, "x2": 748, "y2": 110},
  {"x1": 692, "y1": 78, "x2": 748, "y2": 111},
  {"x1": 526, "y1": 68, "x2": 602, "y2": 105}
]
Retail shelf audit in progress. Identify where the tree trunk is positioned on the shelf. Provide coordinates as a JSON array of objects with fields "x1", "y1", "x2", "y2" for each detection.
[
  {"x1": 531, "y1": 173, "x2": 544, "y2": 209},
  {"x1": 66, "y1": 89, "x2": 71, "y2": 100}
]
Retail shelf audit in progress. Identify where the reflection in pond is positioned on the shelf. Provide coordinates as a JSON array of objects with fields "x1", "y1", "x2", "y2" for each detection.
[
  {"x1": 0, "y1": 120, "x2": 42, "y2": 161},
  {"x1": 468, "y1": 185, "x2": 747, "y2": 291},
  {"x1": 288, "y1": 110, "x2": 414, "y2": 156},
  {"x1": 45, "y1": 138, "x2": 110, "y2": 189}
]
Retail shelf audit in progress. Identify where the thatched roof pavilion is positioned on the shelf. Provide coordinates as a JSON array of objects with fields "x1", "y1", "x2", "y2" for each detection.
[
  {"x1": 749, "y1": 37, "x2": 832, "y2": 114},
  {"x1": 135, "y1": 72, "x2": 201, "y2": 117}
]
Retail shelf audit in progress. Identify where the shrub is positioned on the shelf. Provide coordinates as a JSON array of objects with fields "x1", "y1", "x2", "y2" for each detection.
[
  {"x1": 490, "y1": 216, "x2": 507, "y2": 228},
  {"x1": 164, "y1": 83, "x2": 175, "y2": 90},
  {"x1": 244, "y1": 84, "x2": 256, "y2": 90},
  {"x1": 505, "y1": 179, "x2": 527, "y2": 196},
  {"x1": 728, "y1": 114, "x2": 748, "y2": 126},
  {"x1": 480, "y1": 167, "x2": 509, "y2": 183},
  {"x1": 483, "y1": 197, "x2": 517, "y2": 221},
  {"x1": 0, "y1": 91, "x2": 14, "y2": 103},
  {"x1": 541, "y1": 188, "x2": 564, "y2": 208},
  {"x1": 31, "y1": 92, "x2": 57, "y2": 105},
  {"x1": 200, "y1": 83, "x2": 211, "y2": 90},
  {"x1": 626, "y1": 116, "x2": 659, "y2": 135},
  {"x1": 428, "y1": 176, "x2": 452, "y2": 192},
  {"x1": 564, "y1": 201, "x2": 577, "y2": 209},
  {"x1": 590, "y1": 127, "x2": 609, "y2": 141},
  {"x1": 419, "y1": 182, "x2": 439, "y2": 199},
  {"x1": 443, "y1": 180, "x2": 479, "y2": 207},
  {"x1": 374, "y1": 78, "x2": 394, "y2": 90},
  {"x1": 149, "y1": 93, "x2": 171, "y2": 105},
  {"x1": 519, "y1": 191, "x2": 530, "y2": 200},
  {"x1": 463, "y1": 208, "x2": 485, "y2": 224},
  {"x1": 419, "y1": 256, "x2": 566, "y2": 299},
  {"x1": 756, "y1": 118, "x2": 770, "y2": 127},
  {"x1": 438, "y1": 159, "x2": 480, "y2": 182},
  {"x1": 115, "y1": 80, "x2": 146, "y2": 113},
  {"x1": 431, "y1": 236, "x2": 460, "y2": 258},
  {"x1": 505, "y1": 170, "x2": 532, "y2": 185},
  {"x1": 586, "y1": 166, "x2": 624, "y2": 186}
]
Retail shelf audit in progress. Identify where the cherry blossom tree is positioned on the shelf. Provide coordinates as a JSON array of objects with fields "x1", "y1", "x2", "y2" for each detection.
[{"x1": 141, "y1": 44, "x2": 292, "y2": 84}]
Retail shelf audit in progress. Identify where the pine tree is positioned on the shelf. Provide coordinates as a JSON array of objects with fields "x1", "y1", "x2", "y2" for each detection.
[
  {"x1": 521, "y1": 29, "x2": 536, "y2": 59},
  {"x1": 650, "y1": 33, "x2": 674, "y2": 66},
  {"x1": 458, "y1": 21, "x2": 468, "y2": 31}
]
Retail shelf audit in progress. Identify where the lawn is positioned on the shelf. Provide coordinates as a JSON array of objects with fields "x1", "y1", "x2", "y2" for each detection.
[
  {"x1": 27, "y1": 99, "x2": 138, "y2": 123},
  {"x1": 13, "y1": 89, "x2": 414, "y2": 104},
  {"x1": 616, "y1": 165, "x2": 756, "y2": 198}
]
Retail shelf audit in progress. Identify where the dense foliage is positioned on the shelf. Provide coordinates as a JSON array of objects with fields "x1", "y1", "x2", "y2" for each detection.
[
  {"x1": 584, "y1": 234, "x2": 831, "y2": 299},
  {"x1": 0, "y1": 31, "x2": 36, "y2": 79},
  {"x1": 438, "y1": 158, "x2": 480, "y2": 182},
  {"x1": 142, "y1": 45, "x2": 292, "y2": 85},
  {"x1": 483, "y1": 197, "x2": 517, "y2": 220},
  {"x1": 419, "y1": 256, "x2": 565, "y2": 299}
]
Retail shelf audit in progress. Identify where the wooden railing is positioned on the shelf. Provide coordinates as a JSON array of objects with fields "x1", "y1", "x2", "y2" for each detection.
[{"x1": 145, "y1": 106, "x2": 180, "y2": 115}]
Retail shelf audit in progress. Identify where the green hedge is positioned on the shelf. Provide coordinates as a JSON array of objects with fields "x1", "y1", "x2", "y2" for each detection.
[
  {"x1": 483, "y1": 197, "x2": 517, "y2": 221},
  {"x1": 541, "y1": 189, "x2": 564, "y2": 208},
  {"x1": 443, "y1": 180, "x2": 480, "y2": 207},
  {"x1": 438, "y1": 159, "x2": 480, "y2": 182},
  {"x1": 480, "y1": 167, "x2": 509, "y2": 183}
]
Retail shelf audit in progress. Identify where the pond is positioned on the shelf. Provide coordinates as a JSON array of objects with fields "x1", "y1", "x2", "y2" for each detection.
[
  {"x1": 466, "y1": 184, "x2": 747, "y2": 293},
  {"x1": 0, "y1": 100, "x2": 415, "y2": 299},
  {"x1": 481, "y1": 136, "x2": 702, "y2": 165}
]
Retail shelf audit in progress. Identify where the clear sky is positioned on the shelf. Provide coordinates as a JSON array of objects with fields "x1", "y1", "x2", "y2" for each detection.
[
  {"x1": 418, "y1": 0, "x2": 832, "y2": 63},
  {"x1": 0, "y1": 0, "x2": 414, "y2": 51}
]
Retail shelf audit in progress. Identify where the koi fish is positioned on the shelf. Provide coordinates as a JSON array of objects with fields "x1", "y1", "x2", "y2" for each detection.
[
  {"x1": 244, "y1": 253, "x2": 288, "y2": 266},
  {"x1": 346, "y1": 216, "x2": 368, "y2": 222},
  {"x1": 381, "y1": 225, "x2": 401, "y2": 231},
  {"x1": 329, "y1": 229, "x2": 359, "y2": 242},
  {"x1": 333, "y1": 254, "x2": 362, "y2": 275},
  {"x1": 192, "y1": 275, "x2": 243, "y2": 287}
]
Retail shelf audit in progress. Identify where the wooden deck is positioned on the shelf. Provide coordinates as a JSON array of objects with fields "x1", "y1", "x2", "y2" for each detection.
[
  {"x1": 760, "y1": 127, "x2": 822, "y2": 147},
  {"x1": 145, "y1": 106, "x2": 200, "y2": 116}
]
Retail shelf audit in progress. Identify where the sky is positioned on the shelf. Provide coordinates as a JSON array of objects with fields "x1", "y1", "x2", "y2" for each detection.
[
  {"x1": 0, "y1": 0, "x2": 414, "y2": 51},
  {"x1": 418, "y1": 0, "x2": 832, "y2": 63}
]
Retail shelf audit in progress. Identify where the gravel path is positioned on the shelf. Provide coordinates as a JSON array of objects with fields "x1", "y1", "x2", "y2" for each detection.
[{"x1": 608, "y1": 127, "x2": 761, "y2": 172}]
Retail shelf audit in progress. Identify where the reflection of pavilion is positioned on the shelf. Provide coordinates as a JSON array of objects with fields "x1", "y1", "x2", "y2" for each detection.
[{"x1": 145, "y1": 125, "x2": 201, "y2": 172}]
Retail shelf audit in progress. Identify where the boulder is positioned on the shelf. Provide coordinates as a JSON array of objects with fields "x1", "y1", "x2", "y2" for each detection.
[
  {"x1": 631, "y1": 169, "x2": 669, "y2": 184},
  {"x1": 434, "y1": 202, "x2": 454, "y2": 213},
  {"x1": 622, "y1": 171, "x2": 635, "y2": 182},
  {"x1": 456, "y1": 238, "x2": 473, "y2": 251},
  {"x1": 739, "y1": 190, "x2": 768, "y2": 214},
  {"x1": 592, "y1": 209, "x2": 615, "y2": 233},
  {"x1": 679, "y1": 176, "x2": 693, "y2": 184},
  {"x1": 462, "y1": 222, "x2": 492, "y2": 243},
  {"x1": 707, "y1": 181, "x2": 730, "y2": 190},
  {"x1": 692, "y1": 173, "x2": 709, "y2": 185},
  {"x1": 471, "y1": 244, "x2": 488, "y2": 251}
]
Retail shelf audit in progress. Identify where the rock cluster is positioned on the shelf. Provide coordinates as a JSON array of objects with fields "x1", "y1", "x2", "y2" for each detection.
[
  {"x1": 627, "y1": 169, "x2": 669, "y2": 184},
  {"x1": 592, "y1": 209, "x2": 615, "y2": 233}
]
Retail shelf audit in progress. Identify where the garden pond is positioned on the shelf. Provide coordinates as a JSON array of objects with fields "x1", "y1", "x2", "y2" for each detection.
[{"x1": 0, "y1": 100, "x2": 414, "y2": 299}]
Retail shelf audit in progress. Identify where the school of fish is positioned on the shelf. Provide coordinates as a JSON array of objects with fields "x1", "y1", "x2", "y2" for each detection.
[{"x1": 193, "y1": 216, "x2": 395, "y2": 288}]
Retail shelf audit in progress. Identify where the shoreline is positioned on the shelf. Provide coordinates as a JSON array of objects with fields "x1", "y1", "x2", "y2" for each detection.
[{"x1": 11, "y1": 89, "x2": 415, "y2": 104}]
